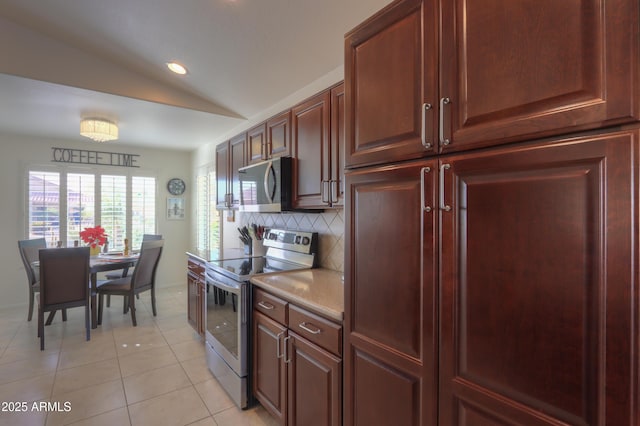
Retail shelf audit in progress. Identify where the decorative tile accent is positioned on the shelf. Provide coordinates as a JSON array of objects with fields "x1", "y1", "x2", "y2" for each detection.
[{"x1": 240, "y1": 210, "x2": 345, "y2": 272}]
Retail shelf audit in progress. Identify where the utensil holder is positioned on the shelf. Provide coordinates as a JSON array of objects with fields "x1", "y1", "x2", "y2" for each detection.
[
  {"x1": 244, "y1": 242, "x2": 252, "y2": 255},
  {"x1": 252, "y1": 239, "x2": 267, "y2": 257}
]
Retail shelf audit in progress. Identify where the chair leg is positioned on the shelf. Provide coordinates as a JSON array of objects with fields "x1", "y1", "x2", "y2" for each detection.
[
  {"x1": 106, "y1": 294, "x2": 111, "y2": 307},
  {"x1": 129, "y1": 294, "x2": 137, "y2": 326},
  {"x1": 85, "y1": 304, "x2": 91, "y2": 341},
  {"x1": 28, "y1": 289, "x2": 35, "y2": 321},
  {"x1": 62, "y1": 309, "x2": 67, "y2": 322},
  {"x1": 98, "y1": 294, "x2": 104, "y2": 325},
  {"x1": 38, "y1": 309, "x2": 44, "y2": 350},
  {"x1": 45, "y1": 310, "x2": 56, "y2": 325},
  {"x1": 123, "y1": 296, "x2": 129, "y2": 314},
  {"x1": 151, "y1": 288, "x2": 157, "y2": 317}
]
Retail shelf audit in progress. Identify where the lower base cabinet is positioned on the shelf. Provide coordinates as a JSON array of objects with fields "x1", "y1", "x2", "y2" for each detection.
[
  {"x1": 253, "y1": 288, "x2": 342, "y2": 426},
  {"x1": 187, "y1": 255, "x2": 205, "y2": 336}
]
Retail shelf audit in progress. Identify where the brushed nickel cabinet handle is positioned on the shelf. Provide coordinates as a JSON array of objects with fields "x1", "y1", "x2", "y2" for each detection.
[
  {"x1": 421, "y1": 103, "x2": 432, "y2": 149},
  {"x1": 330, "y1": 180, "x2": 339, "y2": 204},
  {"x1": 322, "y1": 180, "x2": 330, "y2": 204},
  {"x1": 258, "y1": 301, "x2": 274, "y2": 310},
  {"x1": 439, "y1": 97, "x2": 451, "y2": 146},
  {"x1": 283, "y1": 336, "x2": 291, "y2": 363},
  {"x1": 276, "y1": 331, "x2": 284, "y2": 359},
  {"x1": 299, "y1": 322, "x2": 321, "y2": 335},
  {"x1": 439, "y1": 163, "x2": 451, "y2": 211},
  {"x1": 420, "y1": 167, "x2": 432, "y2": 213}
]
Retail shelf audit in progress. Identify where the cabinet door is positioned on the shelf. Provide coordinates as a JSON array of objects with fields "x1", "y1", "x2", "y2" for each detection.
[
  {"x1": 267, "y1": 111, "x2": 292, "y2": 159},
  {"x1": 344, "y1": 158, "x2": 438, "y2": 426},
  {"x1": 344, "y1": 0, "x2": 438, "y2": 168},
  {"x1": 292, "y1": 91, "x2": 330, "y2": 209},
  {"x1": 439, "y1": 130, "x2": 639, "y2": 425},
  {"x1": 248, "y1": 123, "x2": 267, "y2": 164},
  {"x1": 229, "y1": 133, "x2": 247, "y2": 207},
  {"x1": 253, "y1": 311, "x2": 287, "y2": 424},
  {"x1": 215, "y1": 141, "x2": 229, "y2": 208},
  {"x1": 330, "y1": 83, "x2": 345, "y2": 207},
  {"x1": 439, "y1": 0, "x2": 640, "y2": 153},
  {"x1": 187, "y1": 272, "x2": 199, "y2": 331},
  {"x1": 287, "y1": 333, "x2": 341, "y2": 426},
  {"x1": 197, "y1": 279, "x2": 205, "y2": 336}
]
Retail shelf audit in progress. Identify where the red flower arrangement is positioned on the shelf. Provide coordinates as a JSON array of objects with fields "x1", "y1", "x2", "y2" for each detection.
[{"x1": 79, "y1": 225, "x2": 108, "y2": 248}]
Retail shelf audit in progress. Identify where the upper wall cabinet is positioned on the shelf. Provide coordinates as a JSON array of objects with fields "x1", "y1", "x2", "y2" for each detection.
[
  {"x1": 344, "y1": 0, "x2": 640, "y2": 168},
  {"x1": 216, "y1": 133, "x2": 247, "y2": 209},
  {"x1": 248, "y1": 111, "x2": 292, "y2": 165},
  {"x1": 292, "y1": 83, "x2": 345, "y2": 209}
]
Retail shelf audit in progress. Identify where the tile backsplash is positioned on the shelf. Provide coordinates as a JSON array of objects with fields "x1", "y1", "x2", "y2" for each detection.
[{"x1": 240, "y1": 210, "x2": 345, "y2": 272}]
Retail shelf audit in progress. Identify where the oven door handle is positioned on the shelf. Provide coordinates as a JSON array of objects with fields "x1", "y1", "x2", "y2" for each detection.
[{"x1": 206, "y1": 277, "x2": 241, "y2": 295}]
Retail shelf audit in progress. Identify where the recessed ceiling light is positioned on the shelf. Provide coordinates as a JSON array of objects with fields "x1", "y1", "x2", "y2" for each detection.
[{"x1": 166, "y1": 61, "x2": 188, "y2": 75}]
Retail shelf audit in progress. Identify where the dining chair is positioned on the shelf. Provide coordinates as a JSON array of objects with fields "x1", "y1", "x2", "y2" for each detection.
[
  {"x1": 16, "y1": 237, "x2": 70, "y2": 325},
  {"x1": 104, "y1": 234, "x2": 163, "y2": 280},
  {"x1": 38, "y1": 247, "x2": 91, "y2": 350},
  {"x1": 103, "y1": 234, "x2": 163, "y2": 309},
  {"x1": 97, "y1": 239, "x2": 164, "y2": 327}
]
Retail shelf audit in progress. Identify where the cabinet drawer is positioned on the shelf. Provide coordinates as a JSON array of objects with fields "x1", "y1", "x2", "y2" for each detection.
[
  {"x1": 253, "y1": 288, "x2": 288, "y2": 324},
  {"x1": 188, "y1": 259, "x2": 205, "y2": 277},
  {"x1": 289, "y1": 304, "x2": 342, "y2": 356}
]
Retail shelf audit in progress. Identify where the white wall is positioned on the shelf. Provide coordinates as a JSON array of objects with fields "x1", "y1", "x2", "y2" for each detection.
[{"x1": 1, "y1": 132, "x2": 191, "y2": 310}]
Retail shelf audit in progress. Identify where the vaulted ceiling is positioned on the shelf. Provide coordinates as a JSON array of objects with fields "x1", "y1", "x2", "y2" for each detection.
[{"x1": 0, "y1": 0, "x2": 390, "y2": 150}]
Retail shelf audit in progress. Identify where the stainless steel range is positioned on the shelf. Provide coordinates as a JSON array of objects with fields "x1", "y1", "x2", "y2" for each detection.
[{"x1": 204, "y1": 229, "x2": 318, "y2": 408}]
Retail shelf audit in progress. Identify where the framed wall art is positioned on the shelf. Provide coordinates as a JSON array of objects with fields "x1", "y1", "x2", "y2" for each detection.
[{"x1": 167, "y1": 197, "x2": 185, "y2": 220}]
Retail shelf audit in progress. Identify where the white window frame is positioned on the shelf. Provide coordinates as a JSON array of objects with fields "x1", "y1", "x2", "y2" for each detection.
[{"x1": 23, "y1": 162, "x2": 158, "y2": 250}]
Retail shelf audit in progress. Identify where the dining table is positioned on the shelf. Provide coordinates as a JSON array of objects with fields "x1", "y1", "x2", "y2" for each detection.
[{"x1": 32, "y1": 253, "x2": 139, "y2": 329}]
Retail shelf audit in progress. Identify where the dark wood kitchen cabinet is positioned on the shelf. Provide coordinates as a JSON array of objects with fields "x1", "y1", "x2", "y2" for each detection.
[
  {"x1": 253, "y1": 287, "x2": 343, "y2": 426},
  {"x1": 344, "y1": 0, "x2": 640, "y2": 168},
  {"x1": 292, "y1": 82, "x2": 345, "y2": 209},
  {"x1": 248, "y1": 122, "x2": 267, "y2": 164},
  {"x1": 187, "y1": 255, "x2": 206, "y2": 336},
  {"x1": 254, "y1": 310, "x2": 287, "y2": 424},
  {"x1": 216, "y1": 133, "x2": 246, "y2": 209},
  {"x1": 344, "y1": 158, "x2": 438, "y2": 426},
  {"x1": 344, "y1": 128, "x2": 639, "y2": 425},
  {"x1": 438, "y1": 131, "x2": 638, "y2": 426},
  {"x1": 248, "y1": 111, "x2": 292, "y2": 165}
]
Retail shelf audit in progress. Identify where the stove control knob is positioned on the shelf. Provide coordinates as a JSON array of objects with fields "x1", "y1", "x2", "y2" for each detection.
[
  {"x1": 302, "y1": 236, "x2": 310, "y2": 245},
  {"x1": 295, "y1": 236, "x2": 302, "y2": 244}
]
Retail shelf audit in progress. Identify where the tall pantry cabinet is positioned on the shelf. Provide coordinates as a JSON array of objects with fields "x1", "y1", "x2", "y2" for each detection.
[{"x1": 343, "y1": 0, "x2": 640, "y2": 425}]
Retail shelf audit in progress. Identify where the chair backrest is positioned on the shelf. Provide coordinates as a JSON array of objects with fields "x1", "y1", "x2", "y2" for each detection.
[
  {"x1": 18, "y1": 238, "x2": 46, "y2": 286},
  {"x1": 142, "y1": 234, "x2": 163, "y2": 241},
  {"x1": 131, "y1": 239, "x2": 164, "y2": 290},
  {"x1": 39, "y1": 247, "x2": 90, "y2": 309}
]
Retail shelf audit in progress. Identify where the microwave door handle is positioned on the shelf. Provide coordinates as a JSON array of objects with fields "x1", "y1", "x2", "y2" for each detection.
[{"x1": 263, "y1": 161, "x2": 274, "y2": 203}]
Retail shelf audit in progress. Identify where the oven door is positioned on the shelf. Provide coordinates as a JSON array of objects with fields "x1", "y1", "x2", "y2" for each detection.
[{"x1": 205, "y1": 269, "x2": 247, "y2": 376}]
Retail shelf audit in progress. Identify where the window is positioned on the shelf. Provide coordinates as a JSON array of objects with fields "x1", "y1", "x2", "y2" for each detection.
[
  {"x1": 66, "y1": 173, "x2": 95, "y2": 247},
  {"x1": 195, "y1": 169, "x2": 220, "y2": 252},
  {"x1": 28, "y1": 171, "x2": 60, "y2": 244},
  {"x1": 27, "y1": 168, "x2": 156, "y2": 250},
  {"x1": 131, "y1": 176, "x2": 156, "y2": 248},
  {"x1": 101, "y1": 175, "x2": 127, "y2": 250}
]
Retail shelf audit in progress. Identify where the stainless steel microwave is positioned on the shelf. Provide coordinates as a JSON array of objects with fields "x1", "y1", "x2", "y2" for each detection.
[{"x1": 239, "y1": 157, "x2": 293, "y2": 212}]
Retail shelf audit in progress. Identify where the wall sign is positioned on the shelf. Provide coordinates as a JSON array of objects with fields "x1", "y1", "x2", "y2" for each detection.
[{"x1": 51, "y1": 147, "x2": 140, "y2": 168}]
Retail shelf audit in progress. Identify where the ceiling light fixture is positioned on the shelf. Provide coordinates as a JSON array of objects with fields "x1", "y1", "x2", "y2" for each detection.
[
  {"x1": 166, "y1": 61, "x2": 188, "y2": 75},
  {"x1": 80, "y1": 118, "x2": 119, "y2": 142}
]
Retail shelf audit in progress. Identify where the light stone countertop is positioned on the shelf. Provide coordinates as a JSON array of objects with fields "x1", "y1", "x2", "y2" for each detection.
[{"x1": 250, "y1": 268, "x2": 344, "y2": 322}]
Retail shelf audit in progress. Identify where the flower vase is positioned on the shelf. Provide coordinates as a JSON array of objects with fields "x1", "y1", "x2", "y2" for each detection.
[{"x1": 90, "y1": 245, "x2": 101, "y2": 256}]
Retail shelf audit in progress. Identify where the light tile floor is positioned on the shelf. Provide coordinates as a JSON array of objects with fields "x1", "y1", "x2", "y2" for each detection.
[{"x1": 0, "y1": 285, "x2": 279, "y2": 426}]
